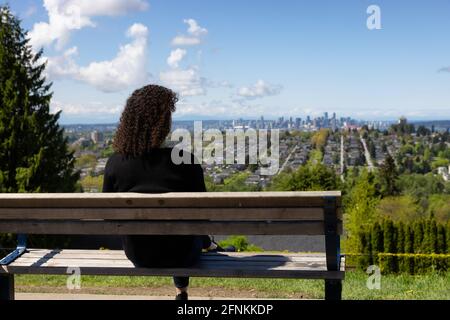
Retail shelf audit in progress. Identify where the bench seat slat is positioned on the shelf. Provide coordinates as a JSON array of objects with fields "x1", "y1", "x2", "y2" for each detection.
[
  {"x1": 0, "y1": 220, "x2": 343, "y2": 235},
  {"x1": 16, "y1": 249, "x2": 329, "y2": 258},
  {"x1": 0, "y1": 250, "x2": 345, "y2": 280},
  {"x1": 17, "y1": 252, "x2": 329, "y2": 263},
  {"x1": 10, "y1": 260, "x2": 326, "y2": 270}
]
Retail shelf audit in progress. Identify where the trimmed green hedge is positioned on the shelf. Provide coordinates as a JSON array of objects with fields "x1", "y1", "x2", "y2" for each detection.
[
  {"x1": 346, "y1": 253, "x2": 450, "y2": 274},
  {"x1": 379, "y1": 253, "x2": 450, "y2": 274},
  {"x1": 351, "y1": 216, "x2": 450, "y2": 274}
]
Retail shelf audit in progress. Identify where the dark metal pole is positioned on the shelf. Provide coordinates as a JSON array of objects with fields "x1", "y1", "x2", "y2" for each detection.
[
  {"x1": 0, "y1": 274, "x2": 14, "y2": 300},
  {"x1": 323, "y1": 196, "x2": 342, "y2": 300}
]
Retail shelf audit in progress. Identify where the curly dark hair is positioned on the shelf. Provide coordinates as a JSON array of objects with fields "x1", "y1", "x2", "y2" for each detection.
[{"x1": 113, "y1": 85, "x2": 178, "y2": 156}]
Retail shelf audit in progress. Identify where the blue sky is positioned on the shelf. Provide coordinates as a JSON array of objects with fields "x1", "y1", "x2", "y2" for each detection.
[{"x1": 8, "y1": 0, "x2": 450, "y2": 124}]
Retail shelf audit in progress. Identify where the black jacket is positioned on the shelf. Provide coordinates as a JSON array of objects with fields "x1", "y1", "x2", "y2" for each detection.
[
  {"x1": 102, "y1": 148, "x2": 206, "y2": 267},
  {"x1": 102, "y1": 148, "x2": 206, "y2": 193}
]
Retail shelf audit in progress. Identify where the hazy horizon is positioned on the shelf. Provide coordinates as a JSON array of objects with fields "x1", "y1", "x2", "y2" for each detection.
[{"x1": 59, "y1": 117, "x2": 450, "y2": 127}]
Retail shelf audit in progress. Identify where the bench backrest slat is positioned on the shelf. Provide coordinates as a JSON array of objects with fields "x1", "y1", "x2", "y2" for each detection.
[
  {"x1": 0, "y1": 220, "x2": 343, "y2": 236},
  {"x1": 0, "y1": 192, "x2": 342, "y2": 236},
  {"x1": 0, "y1": 192, "x2": 341, "y2": 208},
  {"x1": 0, "y1": 207, "x2": 342, "y2": 221}
]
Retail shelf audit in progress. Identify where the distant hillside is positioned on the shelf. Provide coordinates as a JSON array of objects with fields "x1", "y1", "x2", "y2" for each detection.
[{"x1": 412, "y1": 120, "x2": 450, "y2": 130}]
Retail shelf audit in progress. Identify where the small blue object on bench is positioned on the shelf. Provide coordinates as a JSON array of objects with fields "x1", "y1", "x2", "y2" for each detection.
[{"x1": 0, "y1": 191, "x2": 344, "y2": 300}]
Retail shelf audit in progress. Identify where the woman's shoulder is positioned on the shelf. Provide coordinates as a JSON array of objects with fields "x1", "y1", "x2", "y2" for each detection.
[
  {"x1": 106, "y1": 152, "x2": 122, "y2": 162},
  {"x1": 107, "y1": 148, "x2": 200, "y2": 165}
]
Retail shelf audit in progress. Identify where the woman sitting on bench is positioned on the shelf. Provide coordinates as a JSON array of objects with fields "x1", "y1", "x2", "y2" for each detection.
[{"x1": 102, "y1": 84, "x2": 227, "y2": 300}]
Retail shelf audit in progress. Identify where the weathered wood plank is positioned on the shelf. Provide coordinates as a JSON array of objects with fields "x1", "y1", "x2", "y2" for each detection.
[
  {"x1": 6, "y1": 250, "x2": 344, "y2": 270},
  {"x1": 0, "y1": 220, "x2": 343, "y2": 235},
  {"x1": 10, "y1": 259, "x2": 325, "y2": 269},
  {"x1": 12, "y1": 256, "x2": 328, "y2": 267},
  {"x1": 0, "y1": 192, "x2": 341, "y2": 208},
  {"x1": 0, "y1": 207, "x2": 341, "y2": 221},
  {"x1": 19, "y1": 252, "x2": 328, "y2": 263},
  {"x1": 21, "y1": 249, "x2": 327, "y2": 257},
  {"x1": 0, "y1": 249, "x2": 345, "y2": 280}
]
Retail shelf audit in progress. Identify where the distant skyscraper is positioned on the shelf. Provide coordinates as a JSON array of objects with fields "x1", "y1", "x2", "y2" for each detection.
[
  {"x1": 91, "y1": 130, "x2": 103, "y2": 144},
  {"x1": 323, "y1": 112, "x2": 329, "y2": 128}
]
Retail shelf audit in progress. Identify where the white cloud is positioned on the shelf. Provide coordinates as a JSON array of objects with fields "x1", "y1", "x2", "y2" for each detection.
[
  {"x1": 171, "y1": 18, "x2": 207, "y2": 47},
  {"x1": 238, "y1": 80, "x2": 282, "y2": 99},
  {"x1": 77, "y1": 23, "x2": 149, "y2": 92},
  {"x1": 184, "y1": 19, "x2": 208, "y2": 37},
  {"x1": 45, "y1": 23, "x2": 150, "y2": 93},
  {"x1": 51, "y1": 100, "x2": 123, "y2": 116},
  {"x1": 162, "y1": 19, "x2": 209, "y2": 96},
  {"x1": 174, "y1": 100, "x2": 269, "y2": 118},
  {"x1": 46, "y1": 46, "x2": 80, "y2": 78},
  {"x1": 160, "y1": 67, "x2": 206, "y2": 97},
  {"x1": 171, "y1": 36, "x2": 201, "y2": 46},
  {"x1": 167, "y1": 48, "x2": 187, "y2": 68},
  {"x1": 74, "y1": 0, "x2": 149, "y2": 16},
  {"x1": 126, "y1": 23, "x2": 148, "y2": 38},
  {"x1": 29, "y1": 0, "x2": 149, "y2": 50},
  {"x1": 207, "y1": 80, "x2": 234, "y2": 88}
]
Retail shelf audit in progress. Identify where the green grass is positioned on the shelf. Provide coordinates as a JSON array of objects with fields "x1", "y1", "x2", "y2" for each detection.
[{"x1": 15, "y1": 270, "x2": 450, "y2": 300}]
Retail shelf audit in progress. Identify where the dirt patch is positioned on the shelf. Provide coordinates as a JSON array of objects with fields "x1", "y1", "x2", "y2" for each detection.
[{"x1": 16, "y1": 285, "x2": 310, "y2": 299}]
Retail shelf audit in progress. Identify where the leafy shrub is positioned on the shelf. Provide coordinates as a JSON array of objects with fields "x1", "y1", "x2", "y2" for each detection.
[
  {"x1": 218, "y1": 236, "x2": 263, "y2": 252},
  {"x1": 0, "y1": 234, "x2": 71, "y2": 250}
]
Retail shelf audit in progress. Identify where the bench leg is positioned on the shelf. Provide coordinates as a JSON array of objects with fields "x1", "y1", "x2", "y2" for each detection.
[
  {"x1": 325, "y1": 279, "x2": 342, "y2": 301},
  {"x1": 0, "y1": 274, "x2": 14, "y2": 300}
]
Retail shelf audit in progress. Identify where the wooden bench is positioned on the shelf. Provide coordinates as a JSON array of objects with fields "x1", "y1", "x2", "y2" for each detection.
[{"x1": 0, "y1": 191, "x2": 344, "y2": 300}]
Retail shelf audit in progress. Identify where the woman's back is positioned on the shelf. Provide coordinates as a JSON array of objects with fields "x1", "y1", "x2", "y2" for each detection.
[{"x1": 102, "y1": 148, "x2": 206, "y2": 268}]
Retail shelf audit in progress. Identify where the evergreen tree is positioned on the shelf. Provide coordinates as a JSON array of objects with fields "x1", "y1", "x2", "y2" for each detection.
[
  {"x1": 446, "y1": 221, "x2": 450, "y2": 254},
  {"x1": 436, "y1": 224, "x2": 446, "y2": 254},
  {"x1": 383, "y1": 219, "x2": 398, "y2": 272},
  {"x1": 404, "y1": 224, "x2": 414, "y2": 253},
  {"x1": 413, "y1": 221, "x2": 424, "y2": 253},
  {"x1": 378, "y1": 154, "x2": 399, "y2": 197},
  {"x1": 342, "y1": 169, "x2": 379, "y2": 252},
  {"x1": 396, "y1": 221, "x2": 405, "y2": 253},
  {"x1": 429, "y1": 218, "x2": 438, "y2": 254},
  {"x1": 383, "y1": 219, "x2": 396, "y2": 253},
  {"x1": 371, "y1": 222, "x2": 384, "y2": 264},
  {"x1": 269, "y1": 162, "x2": 340, "y2": 192},
  {"x1": 0, "y1": 6, "x2": 79, "y2": 193},
  {"x1": 422, "y1": 219, "x2": 430, "y2": 253},
  {"x1": 357, "y1": 230, "x2": 371, "y2": 269}
]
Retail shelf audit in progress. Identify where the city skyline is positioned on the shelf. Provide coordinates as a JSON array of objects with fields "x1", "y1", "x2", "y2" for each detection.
[
  {"x1": 8, "y1": 0, "x2": 450, "y2": 123},
  {"x1": 62, "y1": 114, "x2": 450, "y2": 133}
]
